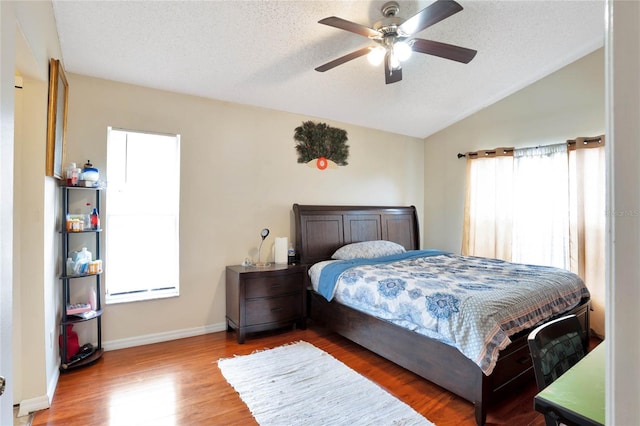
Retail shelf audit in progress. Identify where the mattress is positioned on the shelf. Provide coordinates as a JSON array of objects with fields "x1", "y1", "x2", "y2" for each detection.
[{"x1": 309, "y1": 251, "x2": 590, "y2": 375}]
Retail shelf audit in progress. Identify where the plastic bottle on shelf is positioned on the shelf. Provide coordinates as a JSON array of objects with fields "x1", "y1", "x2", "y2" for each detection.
[
  {"x1": 81, "y1": 247, "x2": 92, "y2": 262},
  {"x1": 89, "y1": 289, "x2": 97, "y2": 310},
  {"x1": 66, "y1": 258, "x2": 75, "y2": 276},
  {"x1": 90, "y1": 208, "x2": 100, "y2": 230},
  {"x1": 65, "y1": 163, "x2": 77, "y2": 186},
  {"x1": 68, "y1": 164, "x2": 81, "y2": 186},
  {"x1": 76, "y1": 247, "x2": 92, "y2": 274},
  {"x1": 84, "y1": 203, "x2": 92, "y2": 230}
]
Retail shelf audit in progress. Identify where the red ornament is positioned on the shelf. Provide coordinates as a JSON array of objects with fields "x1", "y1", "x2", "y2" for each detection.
[{"x1": 317, "y1": 157, "x2": 328, "y2": 170}]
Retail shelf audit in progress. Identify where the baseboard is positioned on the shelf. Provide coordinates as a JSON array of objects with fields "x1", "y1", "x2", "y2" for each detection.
[
  {"x1": 17, "y1": 358, "x2": 60, "y2": 416},
  {"x1": 103, "y1": 322, "x2": 227, "y2": 351},
  {"x1": 17, "y1": 394, "x2": 49, "y2": 417},
  {"x1": 47, "y1": 366, "x2": 59, "y2": 405}
]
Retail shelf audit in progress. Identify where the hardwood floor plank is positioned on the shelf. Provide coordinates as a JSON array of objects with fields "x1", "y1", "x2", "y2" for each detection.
[{"x1": 32, "y1": 324, "x2": 594, "y2": 426}]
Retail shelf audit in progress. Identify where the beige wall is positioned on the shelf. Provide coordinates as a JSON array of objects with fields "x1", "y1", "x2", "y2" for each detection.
[
  {"x1": 7, "y1": 0, "x2": 63, "y2": 417},
  {"x1": 64, "y1": 74, "x2": 425, "y2": 345},
  {"x1": 423, "y1": 48, "x2": 605, "y2": 253}
]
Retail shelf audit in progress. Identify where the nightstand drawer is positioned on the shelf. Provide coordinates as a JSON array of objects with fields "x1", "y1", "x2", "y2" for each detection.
[
  {"x1": 245, "y1": 272, "x2": 303, "y2": 298},
  {"x1": 245, "y1": 294, "x2": 302, "y2": 325}
]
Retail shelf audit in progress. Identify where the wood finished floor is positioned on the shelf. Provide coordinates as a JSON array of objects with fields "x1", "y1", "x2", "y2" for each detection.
[{"x1": 32, "y1": 324, "x2": 571, "y2": 426}]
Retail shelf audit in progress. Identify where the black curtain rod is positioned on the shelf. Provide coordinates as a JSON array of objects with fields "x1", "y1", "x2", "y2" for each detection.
[
  {"x1": 568, "y1": 137, "x2": 604, "y2": 145},
  {"x1": 457, "y1": 148, "x2": 513, "y2": 159},
  {"x1": 457, "y1": 137, "x2": 604, "y2": 159}
]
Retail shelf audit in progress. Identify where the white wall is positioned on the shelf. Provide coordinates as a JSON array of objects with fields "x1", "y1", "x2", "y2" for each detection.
[
  {"x1": 12, "y1": 74, "x2": 23, "y2": 408},
  {"x1": 606, "y1": 1, "x2": 640, "y2": 424},
  {"x1": 0, "y1": 2, "x2": 17, "y2": 424},
  {"x1": 64, "y1": 74, "x2": 424, "y2": 345}
]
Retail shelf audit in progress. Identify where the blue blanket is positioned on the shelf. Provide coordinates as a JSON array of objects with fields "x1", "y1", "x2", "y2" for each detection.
[
  {"x1": 318, "y1": 249, "x2": 447, "y2": 300},
  {"x1": 312, "y1": 251, "x2": 589, "y2": 375}
]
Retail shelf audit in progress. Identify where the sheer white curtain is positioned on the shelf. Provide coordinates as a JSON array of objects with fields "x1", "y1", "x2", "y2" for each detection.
[
  {"x1": 512, "y1": 144, "x2": 569, "y2": 268},
  {"x1": 462, "y1": 155, "x2": 513, "y2": 260},
  {"x1": 461, "y1": 137, "x2": 606, "y2": 336},
  {"x1": 569, "y1": 141, "x2": 606, "y2": 337}
]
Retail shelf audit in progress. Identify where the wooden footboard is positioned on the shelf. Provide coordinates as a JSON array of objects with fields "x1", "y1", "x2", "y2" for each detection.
[{"x1": 309, "y1": 290, "x2": 590, "y2": 426}]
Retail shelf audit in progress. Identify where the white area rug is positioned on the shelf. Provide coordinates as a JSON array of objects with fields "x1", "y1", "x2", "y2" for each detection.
[{"x1": 218, "y1": 341, "x2": 435, "y2": 425}]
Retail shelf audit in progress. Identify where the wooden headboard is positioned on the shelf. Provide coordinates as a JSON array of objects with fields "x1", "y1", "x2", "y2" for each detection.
[{"x1": 293, "y1": 204, "x2": 420, "y2": 265}]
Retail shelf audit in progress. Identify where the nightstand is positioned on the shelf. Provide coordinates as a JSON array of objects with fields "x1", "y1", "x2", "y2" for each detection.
[{"x1": 225, "y1": 263, "x2": 307, "y2": 343}]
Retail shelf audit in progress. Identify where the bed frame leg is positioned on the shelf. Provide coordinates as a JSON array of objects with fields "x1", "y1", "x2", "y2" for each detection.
[
  {"x1": 474, "y1": 403, "x2": 486, "y2": 426},
  {"x1": 474, "y1": 374, "x2": 489, "y2": 425}
]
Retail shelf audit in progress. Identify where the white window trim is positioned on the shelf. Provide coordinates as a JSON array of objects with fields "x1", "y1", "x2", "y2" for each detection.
[{"x1": 104, "y1": 127, "x2": 180, "y2": 305}]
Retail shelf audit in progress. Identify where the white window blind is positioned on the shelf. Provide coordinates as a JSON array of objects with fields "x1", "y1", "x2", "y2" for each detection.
[{"x1": 105, "y1": 128, "x2": 181, "y2": 304}]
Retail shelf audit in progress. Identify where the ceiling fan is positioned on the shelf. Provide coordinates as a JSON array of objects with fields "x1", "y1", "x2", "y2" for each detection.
[{"x1": 315, "y1": 0, "x2": 477, "y2": 84}]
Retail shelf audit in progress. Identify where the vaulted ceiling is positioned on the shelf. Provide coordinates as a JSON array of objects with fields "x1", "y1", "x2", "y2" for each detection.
[{"x1": 52, "y1": 0, "x2": 605, "y2": 139}]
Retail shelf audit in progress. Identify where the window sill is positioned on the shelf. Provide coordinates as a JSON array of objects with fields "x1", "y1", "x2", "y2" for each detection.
[{"x1": 105, "y1": 289, "x2": 179, "y2": 305}]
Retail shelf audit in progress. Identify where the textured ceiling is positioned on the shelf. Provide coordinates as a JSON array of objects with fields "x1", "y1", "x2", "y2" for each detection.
[{"x1": 51, "y1": 0, "x2": 605, "y2": 139}]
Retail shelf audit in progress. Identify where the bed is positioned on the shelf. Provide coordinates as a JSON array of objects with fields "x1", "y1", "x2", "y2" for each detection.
[{"x1": 293, "y1": 204, "x2": 591, "y2": 426}]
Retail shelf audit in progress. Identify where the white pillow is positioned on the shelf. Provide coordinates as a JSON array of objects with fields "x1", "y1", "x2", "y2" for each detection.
[{"x1": 331, "y1": 240, "x2": 406, "y2": 260}]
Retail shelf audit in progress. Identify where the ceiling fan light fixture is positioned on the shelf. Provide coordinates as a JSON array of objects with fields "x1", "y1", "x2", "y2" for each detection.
[
  {"x1": 394, "y1": 41, "x2": 412, "y2": 62},
  {"x1": 367, "y1": 46, "x2": 386, "y2": 66},
  {"x1": 389, "y1": 52, "x2": 401, "y2": 70}
]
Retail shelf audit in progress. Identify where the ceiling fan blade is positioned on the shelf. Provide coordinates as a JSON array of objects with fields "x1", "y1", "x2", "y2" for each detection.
[
  {"x1": 399, "y1": 0, "x2": 463, "y2": 35},
  {"x1": 411, "y1": 38, "x2": 477, "y2": 63},
  {"x1": 315, "y1": 47, "x2": 373, "y2": 72},
  {"x1": 384, "y1": 51, "x2": 403, "y2": 84},
  {"x1": 318, "y1": 16, "x2": 379, "y2": 38}
]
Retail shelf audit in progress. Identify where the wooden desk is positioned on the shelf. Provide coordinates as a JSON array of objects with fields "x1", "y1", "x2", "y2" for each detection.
[{"x1": 534, "y1": 343, "x2": 605, "y2": 426}]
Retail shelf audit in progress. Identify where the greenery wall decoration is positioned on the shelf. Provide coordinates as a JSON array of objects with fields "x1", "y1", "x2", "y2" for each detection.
[{"x1": 294, "y1": 121, "x2": 349, "y2": 169}]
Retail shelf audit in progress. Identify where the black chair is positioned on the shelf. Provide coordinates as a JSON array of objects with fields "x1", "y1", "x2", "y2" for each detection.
[{"x1": 528, "y1": 314, "x2": 588, "y2": 426}]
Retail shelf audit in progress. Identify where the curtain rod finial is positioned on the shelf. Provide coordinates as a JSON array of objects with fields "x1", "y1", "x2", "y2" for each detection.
[{"x1": 457, "y1": 153, "x2": 466, "y2": 159}]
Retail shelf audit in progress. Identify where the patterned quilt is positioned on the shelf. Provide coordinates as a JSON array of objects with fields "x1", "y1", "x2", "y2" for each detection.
[{"x1": 310, "y1": 251, "x2": 590, "y2": 375}]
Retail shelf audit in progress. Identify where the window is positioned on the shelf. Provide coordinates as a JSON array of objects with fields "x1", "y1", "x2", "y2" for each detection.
[
  {"x1": 105, "y1": 128, "x2": 180, "y2": 304},
  {"x1": 511, "y1": 144, "x2": 570, "y2": 268},
  {"x1": 461, "y1": 136, "x2": 606, "y2": 335},
  {"x1": 462, "y1": 140, "x2": 604, "y2": 270}
]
